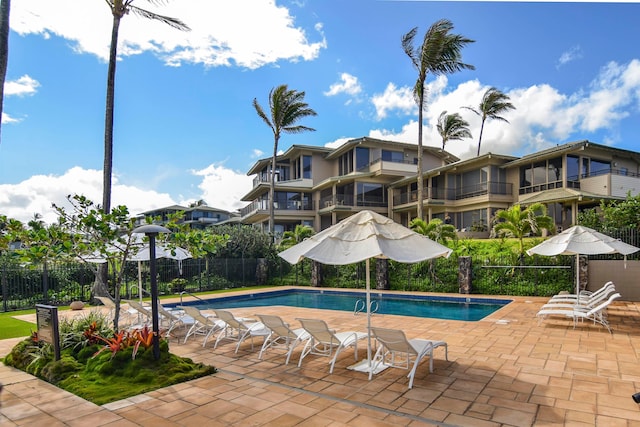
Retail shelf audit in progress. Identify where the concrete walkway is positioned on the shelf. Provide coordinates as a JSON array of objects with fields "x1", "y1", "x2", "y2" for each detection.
[{"x1": 2, "y1": 288, "x2": 640, "y2": 426}]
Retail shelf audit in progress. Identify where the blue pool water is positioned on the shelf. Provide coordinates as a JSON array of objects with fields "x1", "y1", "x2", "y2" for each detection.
[{"x1": 173, "y1": 289, "x2": 511, "y2": 322}]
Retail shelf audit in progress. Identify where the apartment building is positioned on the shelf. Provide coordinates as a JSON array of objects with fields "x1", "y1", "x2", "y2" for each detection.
[
  {"x1": 241, "y1": 138, "x2": 640, "y2": 236},
  {"x1": 136, "y1": 204, "x2": 236, "y2": 229},
  {"x1": 240, "y1": 137, "x2": 458, "y2": 234},
  {"x1": 390, "y1": 140, "x2": 640, "y2": 232}
]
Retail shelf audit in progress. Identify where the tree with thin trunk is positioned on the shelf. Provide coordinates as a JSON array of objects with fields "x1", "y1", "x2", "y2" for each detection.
[
  {"x1": 253, "y1": 85, "x2": 317, "y2": 238},
  {"x1": 492, "y1": 203, "x2": 554, "y2": 261},
  {"x1": 463, "y1": 87, "x2": 515, "y2": 157},
  {"x1": 436, "y1": 110, "x2": 472, "y2": 151},
  {"x1": 0, "y1": 0, "x2": 11, "y2": 144},
  {"x1": 402, "y1": 20, "x2": 474, "y2": 221},
  {"x1": 101, "y1": 1, "x2": 189, "y2": 214}
]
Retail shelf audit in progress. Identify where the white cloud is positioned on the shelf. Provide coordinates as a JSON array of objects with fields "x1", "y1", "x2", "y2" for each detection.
[
  {"x1": 324, "y1": 73, "x2": 362, "y2": 97},
  {"x1": 251, "y1": 149, "x2": 264, "y2": 158},
  {"x1": 1, "y1": 113, "x2": 20, "y2": 124},
  {"x1": 0, "y1": 167, "x2": 174, "y2": 224},
  {"x1": 557, "y1": 45, "x2": 583, "y2": 68},
  {"x1": 4, "y1": 75, "x2": 40, "y2": 96},
  {"x1": 12, "y1": 0, "x2": 326, "y2": 69},
  {"x1": 367, "y1": 60, "x2": 640, "y2": 159},
  {"x1": 190, "y1": 163, "x2": 252, "y2": 212},
  {"x1": 371, "y1": 83, "x2": 415, "y2": 120}
]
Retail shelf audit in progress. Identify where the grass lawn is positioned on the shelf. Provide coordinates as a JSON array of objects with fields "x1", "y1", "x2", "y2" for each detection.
[{"x1": 0, "y1": 309, "x2": 37, "y2": 339}]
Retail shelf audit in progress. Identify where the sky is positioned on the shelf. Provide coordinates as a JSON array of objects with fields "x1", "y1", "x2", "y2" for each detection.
[{"x1": 1, "y1": 0, "x2": 639, "y2": 224}]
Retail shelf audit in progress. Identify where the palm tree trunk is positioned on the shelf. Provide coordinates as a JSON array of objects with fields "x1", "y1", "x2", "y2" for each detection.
[
  {"x1": 0, "y1": 0, "x2": 10, "y2": 144},
  {"x1": 416, "y1": 96, "x2": 424, "y2": 221},
  {"x1": 269, "y1": 135, "x2": 279, "y2": 239},
  {"x1": 476, "y1": 120, "x2": 485, "y2": 157},
  {"x1": 103, "y1": 15, "x2": 121, "y2": 215}
]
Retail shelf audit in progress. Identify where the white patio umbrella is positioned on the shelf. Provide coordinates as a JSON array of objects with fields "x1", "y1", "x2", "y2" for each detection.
[
  {"x1": 279, "y1": 210, "x2": 452, "y2": 373},
  {"x1": 526, "y1": 225, "x2": 639, "y2": 294},
  {"x1": 80, "y1": 237, "x2": 192, "y2": 301}
]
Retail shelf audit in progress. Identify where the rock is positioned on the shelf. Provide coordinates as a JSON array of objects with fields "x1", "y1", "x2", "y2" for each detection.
[{"x1": 70, "y1": 301, "x2": 85, "y2": 310}]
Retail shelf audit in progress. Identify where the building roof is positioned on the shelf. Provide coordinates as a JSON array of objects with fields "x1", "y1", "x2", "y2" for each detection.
[
  {"x1": 247, "y1": 145, "x2": 333, "y2": 175},
  {"x1": 323, "y1": 136, "x2": 459, "y2": 163}
]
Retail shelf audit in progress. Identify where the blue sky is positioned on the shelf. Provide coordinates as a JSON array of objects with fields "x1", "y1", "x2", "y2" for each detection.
[{"x1": 1, "y1": 0, "x2": 639, "y2": 223}]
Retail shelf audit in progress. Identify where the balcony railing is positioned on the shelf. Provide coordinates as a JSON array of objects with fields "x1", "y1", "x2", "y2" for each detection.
[
  {"x1": 240, "y1": 199, "x2": 314, "y2": 217},
  {"x1": 394, "y1": 181, "x2": 512, "y2": 205},
  {"x1": 319, "y1": 194, "x2": 387, "y2": 208},
  {"x1": 521, "y1": 168, "x2": 640, "y2": 195}
]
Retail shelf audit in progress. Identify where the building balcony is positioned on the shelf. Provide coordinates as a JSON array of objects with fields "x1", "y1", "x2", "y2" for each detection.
[
  {"x1": 319, "y1": 194, "x2": 387, "y2": 209},
  {"x1": 240, "y1": 199, "x2": 315, "y2": 219},
  {"x1": 394, "y1": 181, "x2": 513, "y2": 205}
]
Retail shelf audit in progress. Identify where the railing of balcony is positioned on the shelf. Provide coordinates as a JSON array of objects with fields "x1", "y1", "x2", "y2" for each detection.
[
  {"x1": 356, "y1": 157, "x2": 417, "y2": 172},
  {"x1": 319, "y1": 194, "x2": 355, "y2": 208},
  {"x1": 240, "y1": 199, "x2": 314, "y2": 217},
  {"x1": 393, "y1": 181, "x2": 512, "y2": 205}
]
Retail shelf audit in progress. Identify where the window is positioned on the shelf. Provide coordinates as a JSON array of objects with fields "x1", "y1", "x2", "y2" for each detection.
[
  {"x1": 339, "y1": 150, "x2": 353, "y2": 175},
  {"x1": 302, "y1": 155, "x2": 312, "y2": 179},
  {"x1": 356, "y1": 183, "x2": 385, "y2": 206},
  {"x1": 567, "y1": 155, "x2": 579, "y2": 181},
  {"x1": 381, "y1": 150, "x2": 404, "y2": 163},
  {"x1": 355, "y1": 147, "x2": 369, "y2": 170}
]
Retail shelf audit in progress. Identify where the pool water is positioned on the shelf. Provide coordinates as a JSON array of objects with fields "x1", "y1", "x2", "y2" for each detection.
[{"x1": 174, "y1": 289, "x2": 511, "y2": 322}]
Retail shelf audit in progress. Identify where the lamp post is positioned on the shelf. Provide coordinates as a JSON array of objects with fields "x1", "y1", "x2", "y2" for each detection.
[{"x1": 132, "y1": 224, "x2": 170, "y2": 360}]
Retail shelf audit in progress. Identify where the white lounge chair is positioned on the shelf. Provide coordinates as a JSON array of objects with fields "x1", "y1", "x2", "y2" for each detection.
[
  {"x1": 540, "y1": 283, "x2": 617, "y2": 310},
  {"x1": 180, "y1": 306, "x2": 226, "y2": 346},
  {"x1": 547, "y1": 281, "x2": 614, "y2": 304},
  {"x1": 95, "y1": 296, "x2": 137, "y2": 324},
  {"x1": 368, "y1": 326, "x2": 448, "y2": 389},
  {"x1": 536, "y1": 292, "x2": 621, "y2": 333},
  {"x1": 255, "y1": 314, "x2": 310, "y2": 362},
  {"x1": 156, "y1": 304, "x2": 197, "y2": 337},
  {"x1": 212, "y1": 309, "x2": 271, "y2": 353},
  {"x1": 296, "y1": 318, "x2": 367, "y2": 373}
]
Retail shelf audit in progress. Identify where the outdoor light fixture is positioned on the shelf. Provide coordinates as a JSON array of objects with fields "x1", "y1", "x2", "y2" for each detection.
[
  {"x1": 633, "y1": 392, "x2": 640, "y2": 404},
  {"x1": 132, "y1": 224, "x2": 170, "y2": 361}
]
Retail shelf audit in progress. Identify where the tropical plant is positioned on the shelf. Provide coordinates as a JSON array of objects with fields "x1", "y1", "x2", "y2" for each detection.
[
  {"x1": 436, "y1": 111, "x2": 472, "y2": 151},
  {"x1": 409, "y1": 217, "x2": 457, "y2": 244},
  {"x1": 401, "y1": 20, "x2": 474, "y2": 220},
  {"x1": 492, "y1": 203, "x2": 555, "y2": 259},
  {"x1": 278, "y1": 224, "x2": 315, "y2": 250},
  {"x1": 101, "y1": 1, "x2": 189, "y2": 214},
  {"x1": 253, "y1": 85, "x2": 317, "y2": 237},
  {"x1": 0, "y1": 0, "x2": 10, "y2": 144},
  {"x1": 463, "y1": 87, "x2": 515, "y2": 157}
]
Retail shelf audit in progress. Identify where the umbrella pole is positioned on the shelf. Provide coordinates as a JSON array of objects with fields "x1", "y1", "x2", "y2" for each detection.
[
  {"x1": 138, "y1": 261, "x2": 143, "y2": 303},
  {"x1": 366, "y1": 258, "x2": 372, "y2": 369},
  {"x1": 575, "y1": 255, "x2": 580, "y2": 296}
]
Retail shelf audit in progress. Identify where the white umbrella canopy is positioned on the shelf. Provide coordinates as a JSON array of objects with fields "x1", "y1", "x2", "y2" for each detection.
[
  {"x1": 279, "y1": 210, "x2": 452, "y2": 265},
  {"x1": 526, "y1": 225, "x2": 639, "y2": 293},
  {"x1": 279, "y1": 210, "x2": 453, "y2": 374}
]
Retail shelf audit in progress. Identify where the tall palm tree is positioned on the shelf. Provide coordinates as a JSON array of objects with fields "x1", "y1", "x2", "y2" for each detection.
[
  {"x1": 0, "y1": 0, "x2": 11, "y2": 145},
  {"x1": 101, "y1": 1, "x2": 189, "y2": 214},
  {"x1": 402, "y1": 20, "x2": 474, "y2": 221},
  {"x1": 492, "y1": 203, "x2": 555, "y2": 260},
  {"x1": 464, "y1": 87, "x2": 515, "y2": 157},
  {"x1": 436, "y1": 110, "x2": 472, "y2": 151},
  {"x1": 253, "y1": 85, "x2": 317, "y2": 237}
]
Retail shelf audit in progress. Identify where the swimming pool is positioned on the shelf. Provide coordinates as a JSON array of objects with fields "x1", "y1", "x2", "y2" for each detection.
[{"x1": 172, "y1": 289, "x2": 511, "y2": 322}]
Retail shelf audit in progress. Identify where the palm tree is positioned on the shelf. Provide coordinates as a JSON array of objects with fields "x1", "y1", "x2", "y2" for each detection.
[
  {"x1": 101, "y1": 1, "x2": 189, "y2": 214},
  {"x1": 402, "y1": 20, "x2": 474, "y2": 221},
  {"x1": 278, "y1": 224, "x2": 315, "y2": 250},
  {"x1": 409, "y1": 217, "x2": 456, "y2": 283},
  {"x1": 253, "y1": 85, "x2": 317, "y2": 237},
  {"x1": 492, "y1": 203, "x2": 555, "y2": 260},
  {"x1": 409, "y1": 217, "x2": 457, "y2": 244},
  {"x1": 436, "y1": 111, "x2": 472, "y2": 151},
  {"x1": 0, "y1": 0, "x2": 11, "y2": 145},
  {"x1": 464, "y1": 87, "x2": 515, "y2": 157}
]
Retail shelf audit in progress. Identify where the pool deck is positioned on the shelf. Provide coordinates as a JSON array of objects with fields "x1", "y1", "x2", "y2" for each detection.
[{"x1": 2, "y1": 286, "x2": 640, "y2": 426}]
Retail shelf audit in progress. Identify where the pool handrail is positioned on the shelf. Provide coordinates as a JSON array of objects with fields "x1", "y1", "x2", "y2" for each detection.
[{"x1": 354, "y1": 299, "x2": 379, "y2": 316}]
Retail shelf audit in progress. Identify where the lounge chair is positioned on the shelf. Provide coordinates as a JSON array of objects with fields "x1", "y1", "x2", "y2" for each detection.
[
  {"x1": 95, "y1": 296, "x2": 138, "y2": 325},
  {"x1": 540, "y1": 283, "x2": 617, "y2": 310},
  {"x1": 255, "y1": 314, "x2": 310, "y2": 362},
  {"x1": 212, "y1": 309, "x2": 271, "y2": 353},
  {"x1": 547, "y1": 281, "x2": 614, "y2": 304},
  {"x1": 536, "y1": 292, "x2": 621, "y2": 333},
  {"x1": 368, "y1": 326, "x2": 448, "y2": 389},
  {"x1": 125, "y1": 299, "x2": 153, "y2": 324},
  {"x1": 180, "y1": 306, "x2": 226, "y2": 346},
  {"x1": 156, "y1": 304, "x2": 197, "y2": 337},
  {"x1": 296, "y1": 318, "x2": 367, "y2": 373}
]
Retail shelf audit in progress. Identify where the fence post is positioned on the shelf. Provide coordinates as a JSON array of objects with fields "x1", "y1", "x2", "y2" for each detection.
[{"x1": 458, "y1": 256, "x2": 472, "y2": 294}]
